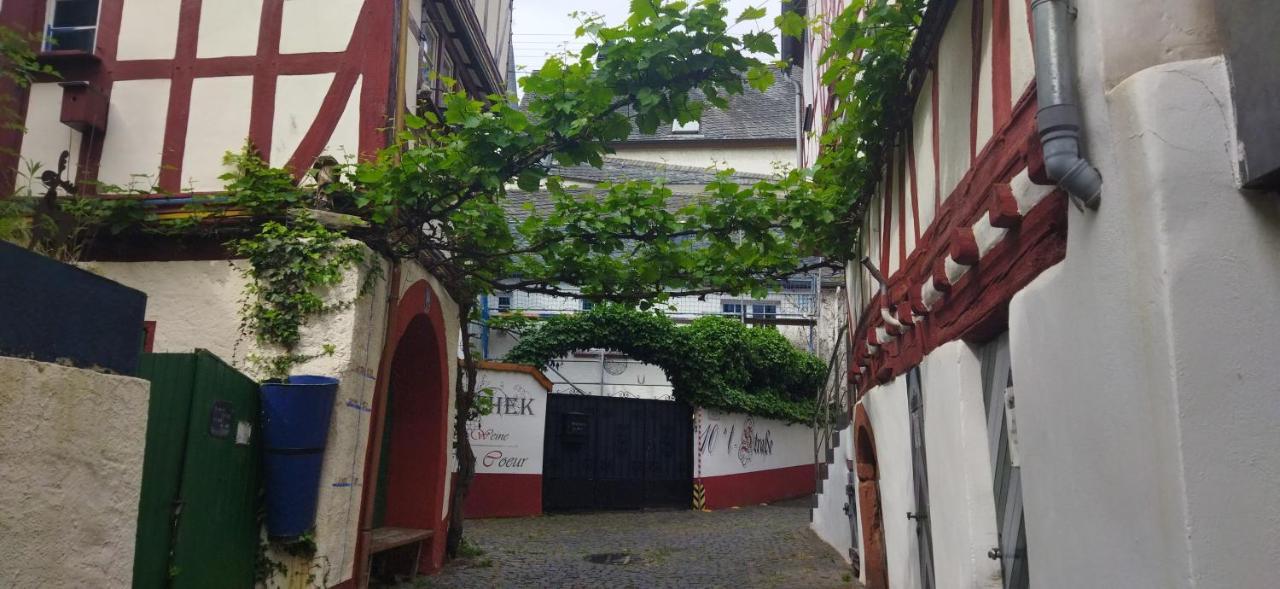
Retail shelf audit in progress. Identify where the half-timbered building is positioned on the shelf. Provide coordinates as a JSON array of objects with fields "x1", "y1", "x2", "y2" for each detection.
[
  {"x1": 801, "y1": 1, "x2": 1280, "y2": 588},
  {"x1": 0, "y1": 1, "x2": 512, "y2": 586}
]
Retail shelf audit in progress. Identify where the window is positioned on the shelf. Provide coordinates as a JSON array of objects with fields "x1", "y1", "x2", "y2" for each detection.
[
  {"x1": 438, "y1": 50, "x2": 455, "y2": 99},
  {"x1": 417, "y1": 18, "x2": 441, "y2": 105},
  {"x1": 672, "y1": 119, "x2": 701, "y2": 134},
  {"x1": 581, "y1": 299, "x2": 594, "y2": 311},
  {"x1": 45, "y1": 0, "x2": 99, "y2": 53},
  {"x1": 495, "y1": 293, "x2": 511, "y2": 312},
  {"x1": 781, "y1": 276, "x2": 815, "y2": 292},
  {"x1": 722, "y1": 302, "x2": 744, "y2": 317},
  {"x1": 750, "y1": 303, "x2": 778, "y2": 320}
]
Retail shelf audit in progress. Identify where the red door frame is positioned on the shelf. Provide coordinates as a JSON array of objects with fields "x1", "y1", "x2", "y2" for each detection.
[
  {"x1": 350, "y1": 279, "x2": 452, "y2": 586},
  {"x1": 854, "y1": 403, "x2": 889, "y2": 589}
]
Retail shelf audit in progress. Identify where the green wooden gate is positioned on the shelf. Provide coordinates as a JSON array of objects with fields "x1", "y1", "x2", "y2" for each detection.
[{"x1": 134, "y1": 350, "x2": 261, "y2": 588}]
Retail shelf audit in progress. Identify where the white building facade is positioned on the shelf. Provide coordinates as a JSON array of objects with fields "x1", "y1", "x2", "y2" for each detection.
[{"x1": 801, "y1": 1, "x2": 1280, "y2": 588}]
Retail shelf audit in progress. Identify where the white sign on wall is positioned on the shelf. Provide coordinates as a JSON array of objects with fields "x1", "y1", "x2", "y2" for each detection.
[
  {"x1": 695, "y1": 407, "x2": 815, "y2": 477},
  {"x1": 467, "y1": 368, "x2": 548, "y2": 475}
]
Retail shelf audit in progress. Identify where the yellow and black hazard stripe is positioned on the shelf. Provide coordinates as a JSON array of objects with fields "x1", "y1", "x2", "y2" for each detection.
[{"x1": 692, "y1": 482, "x2": 707, "y2": 510}]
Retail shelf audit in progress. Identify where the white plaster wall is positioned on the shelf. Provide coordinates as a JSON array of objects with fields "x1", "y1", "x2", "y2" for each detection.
[
  {"x1": 1011, "y1": 47, "x2": 1280, "y2": 588},
  {"x1": 0, "y1": 357, "x2": 150, "y2": 588},
  {"x1": 860, "y1": 377, "x2": 921, "y2": 589},
  {"x1": 469, "y1": 368, "x2": 548, "y2": 475},
  {"x1": 116, "y1": 0, "x2": 180, "y2": 60},
  {"x1": 197, "y1": 0, "x2": 264, "y2": 58},
  {"x1": 919, "y1": 341, "x2": 1002, "y2": 589},
  {"x1": 609, "y1": 144, "x2": 795, "y2": 175},
  {"x1": 16, "y1": 83, "x2": 81, "y2": 191},
  {"x1": 811, "y1": 425, "x2": 854, "y2": 565},
  {"x1": 695, "y1": 408, "x2": 815, "y2": 478},
  {"x1": 98, "y1": 79, "x2": 171, "y2": 190},
  {"x1": 1007, "y1": 0, "x2": 1035, "y2": 101},
  {"x1": 182, "y1": 76, "x2": 254, "y2": 191},
  {"x1": 323, "y1": 77, "x2": 363, "y2": 163},
  {"x1": 975, "y1": 0, "x2": 994, "y2": 150},
  {"x1": 83, "y1": 248, "x2": 397, "y2": 586},
  {"x1": 271, "y1": 73, "x2": 334, "y2": 167},
  {"x1": 280, "y1": 0, "x2": 362, "y2": 54},
  {"x1": 936, "y1": 0, "x2": 974, "y2": 202},
  {"x1": 913, "y1": 71, "x2": 938, "y2": 232}
]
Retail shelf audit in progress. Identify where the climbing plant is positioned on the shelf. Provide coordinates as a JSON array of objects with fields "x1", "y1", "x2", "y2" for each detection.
[
  {"x1": 806, "y1": 0, "x2": 929, "y2": 237},
  {"x1": 501, "y1": 305, "x2": 824, "y2": 423}
]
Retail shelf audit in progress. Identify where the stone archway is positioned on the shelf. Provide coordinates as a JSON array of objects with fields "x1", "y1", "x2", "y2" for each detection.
[
  {"x1": 357, "y1": 279, "x2": 452, "y2": 582},
  {"x1": 854, "y1": 403, "x2": 889, "y2": 589}
]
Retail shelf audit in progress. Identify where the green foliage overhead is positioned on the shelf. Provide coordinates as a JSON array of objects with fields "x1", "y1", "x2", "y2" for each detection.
[
  {"x1": 807, "y1": 0, "x2": 928, "y2": 234},
  {"x1": 501, "y1": 305, "x2": 824, "y2": 423},
  {"x1": 0, "y1": 25, "x2": 56, "y2": 129}
]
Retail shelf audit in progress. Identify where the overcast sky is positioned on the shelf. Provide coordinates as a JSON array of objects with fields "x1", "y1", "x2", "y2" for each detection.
[{"x1": 511, "y1": 0, "x2": 780, "y2": 89}]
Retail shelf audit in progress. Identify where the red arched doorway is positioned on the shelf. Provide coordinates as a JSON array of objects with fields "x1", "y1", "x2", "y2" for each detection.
[
  {"x1": 356, "y1": 279, "x2": 451, "y2": 583},
  {"x1": 854, "y1": 403, "x2": 889, "y2": 589}
]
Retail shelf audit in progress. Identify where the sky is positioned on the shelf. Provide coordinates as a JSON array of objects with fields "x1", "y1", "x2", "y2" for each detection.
[{"x1": 511, "y1": 0, "x2": 781, "y2": 90}]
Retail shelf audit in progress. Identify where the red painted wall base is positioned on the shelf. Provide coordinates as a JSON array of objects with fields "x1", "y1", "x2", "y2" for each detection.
[
  {"x1": 701, "y1": 464, "x2": 817, "y2": 510},
  {"x1": 464, "y1": 473, "x2": 543, "y2": 518}
]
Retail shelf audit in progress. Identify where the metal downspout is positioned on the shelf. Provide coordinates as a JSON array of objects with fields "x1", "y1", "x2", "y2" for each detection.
[{"x1": 1031, "y1": 0, "x2": 1103, "y2": 209}]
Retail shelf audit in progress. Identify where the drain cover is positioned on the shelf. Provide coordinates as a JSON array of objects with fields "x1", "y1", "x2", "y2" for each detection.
[{"x1": 585, "y1": 553, "x2": 641, "y2": 566}]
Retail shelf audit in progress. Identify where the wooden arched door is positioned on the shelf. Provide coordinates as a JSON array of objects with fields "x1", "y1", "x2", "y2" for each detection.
[{"x1": 853, "y1": 404, "x2": 888, "y2": 589}]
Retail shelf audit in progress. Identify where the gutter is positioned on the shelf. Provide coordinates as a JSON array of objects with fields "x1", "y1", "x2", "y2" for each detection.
[{"x1": 1030, "y1": 0, "x2": 1103, "y2": 209}]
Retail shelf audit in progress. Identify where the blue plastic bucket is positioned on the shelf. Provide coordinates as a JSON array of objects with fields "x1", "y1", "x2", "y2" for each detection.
[{"x1": 260, "y1": 375, "x2": 340, "y2": 539}]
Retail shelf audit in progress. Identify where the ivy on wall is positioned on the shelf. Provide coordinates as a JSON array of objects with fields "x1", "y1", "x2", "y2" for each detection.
[{"x1": 499, "y1": 304, "x2": 824, "y2": 423}]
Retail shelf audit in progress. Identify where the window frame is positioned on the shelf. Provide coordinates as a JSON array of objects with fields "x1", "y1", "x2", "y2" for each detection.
[{"x1": 43, "y1": 0, "x2": 100, "y2": 53}]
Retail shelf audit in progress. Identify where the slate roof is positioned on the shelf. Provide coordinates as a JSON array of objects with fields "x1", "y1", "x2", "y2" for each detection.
[
  {"x1": 552, "y1": 157, "x2": 772, "y2": 185},
  {"x1": 519, "y1": 67, "x2": 796, "y2": 144},
  {"x1": 504, "y1": 157, "x2": 774, "y2": 221}
]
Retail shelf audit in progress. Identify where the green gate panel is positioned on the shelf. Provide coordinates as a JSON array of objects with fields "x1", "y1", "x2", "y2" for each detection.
[
  {"x1": 170, "y1": 351, "x2": 261, "y2": 588},
  {"x1": 134, "y1": 353, "x2": 198, "y2": 588},
  {"x1": 133, "y1": 351, "x2": 262, "y2": 589}
]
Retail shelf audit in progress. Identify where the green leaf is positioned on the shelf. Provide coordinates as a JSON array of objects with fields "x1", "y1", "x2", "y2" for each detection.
[
  {"x1": 736, "y1": 6, "x2": 768, "y2": 23},
  {"x1": 516, "y1": 170, "x2": 542, "y2": 192},
  {"x1": 776, "y1": 11, "x2": 807, "y2": 38},
  {"x1": 747, "y1": 65, "x2": 775, "y2": 92}
]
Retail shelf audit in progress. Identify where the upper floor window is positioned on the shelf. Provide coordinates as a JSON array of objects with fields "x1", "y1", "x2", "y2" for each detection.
[
  {"x1": 495, "y1": 293, "x2": 511, "y2": 312},
  {"x1": 45, "y1": 0, "x2": 99, "y2": 53},
  {"x1": 722, "y1": 302, "x2": 744, "y2": 317},
  {"x1": 416, "y1": 18, "x2": 442, "y2": 106},
  {"x1": 672, "y1": 119, "x2": 701, "y2": 134},
  {"x1": 750, "y1": 303, "x2": 778, "y2": 320}
]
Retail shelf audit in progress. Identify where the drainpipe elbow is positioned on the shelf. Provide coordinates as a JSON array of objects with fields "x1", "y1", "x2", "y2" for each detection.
[{"x1": 1042, "y1": 138, "x2": 1103, "y2": 209}]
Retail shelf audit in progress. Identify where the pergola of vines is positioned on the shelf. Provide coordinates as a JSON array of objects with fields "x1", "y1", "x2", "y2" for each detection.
[{"x1": 500, "y1": 304, "x2": 824, "y2": 423}]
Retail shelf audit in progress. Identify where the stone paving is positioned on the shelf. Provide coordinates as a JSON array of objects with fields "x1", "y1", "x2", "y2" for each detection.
[{"x1": 409, "y1": 499, "x2": 855, "y2": 588}]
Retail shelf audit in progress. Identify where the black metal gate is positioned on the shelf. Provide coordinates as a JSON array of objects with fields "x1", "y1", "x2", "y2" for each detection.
[{"x1": 543, "y1": 393, "x2": 692, "y2": 512}]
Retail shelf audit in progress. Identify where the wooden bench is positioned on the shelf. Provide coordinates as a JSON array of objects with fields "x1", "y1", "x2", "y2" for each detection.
[{"x1": 369, "y1": 527, "x2": 434, "y2": 580}]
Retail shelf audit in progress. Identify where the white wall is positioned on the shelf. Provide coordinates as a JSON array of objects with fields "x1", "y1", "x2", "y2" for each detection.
[
  {"x1": 860, "y1": 376, "x2": 920, "y2": 589},
  {"x1": 920, "y1": 342, "x2": 1002, "y2": 589},
  {"x1": 811, "y1": 425, "x2": 855, "y2": 565},
  {"x1": 469, "y1": 367, "x2": 548, "y2": 475},
  {"x1": 197, "y1": 0, "x2": 263, "y2": 58},
  {"x1": 0, "y1": 357, "x2": 151, "y2": 588},
  {"x1": 1010, "y1": 50, "x2": 1280, "y2": 588},
  {"x1": 97, "y1": 79, "x2": 171, "y2": 190},
  {"x1": 116, "y1": 0, "x2": 180, "y2": 60},
  {"x1": 17, "y1": 83, "x2": 82, "y2": 191},
  {"x1": 695, "y1": 408, "x2": 815, "y2": 478},
  {"x1": 279, "y1": 0, "x2": 362, "y2": 54},
  {"x1": 1004, "y1": 0, "x2": 1280, "y2": 585}
]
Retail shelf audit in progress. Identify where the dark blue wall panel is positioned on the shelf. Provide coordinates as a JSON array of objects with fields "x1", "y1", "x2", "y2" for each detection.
[{"x1": 0, "y1": 241, "x2": 147, "y2": 375}]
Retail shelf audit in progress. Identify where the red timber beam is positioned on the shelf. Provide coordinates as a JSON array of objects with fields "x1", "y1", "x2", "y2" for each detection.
[
  {"x1": 853, "y1": 85, "x2": 1067, "y2": 398},
  {"x1": 2, "y1": 0, "x2": 397, "y2": 194}
]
